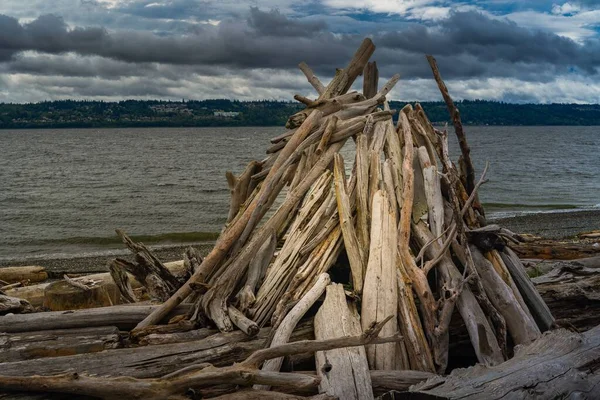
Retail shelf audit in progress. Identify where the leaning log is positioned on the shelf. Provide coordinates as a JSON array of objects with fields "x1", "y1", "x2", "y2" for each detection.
[
  {"x1": 361, "y1": 190, "x2": 401, "y2": 370},
  {"x1": 500, "y1": 248, "x2": 555, "y2": 332},
  {"x1": 410, "y1": 324, "x2": 600, "y2": 399}
]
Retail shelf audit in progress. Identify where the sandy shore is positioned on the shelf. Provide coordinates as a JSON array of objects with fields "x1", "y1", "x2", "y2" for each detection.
[{"x1": 1, "y1": 209, "x2": 598, "y2": 275}]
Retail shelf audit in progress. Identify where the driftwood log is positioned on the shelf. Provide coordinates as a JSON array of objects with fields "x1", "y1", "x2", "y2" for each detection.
[
  {"x1": 410, "y1": 324, "x2": 600, "y2": 399},
  {"x1": 0, "y1": 304, "x2": 191, "y2": 333},
  {"x1": 0, "y1": 318, "x2": 399, "y2": 399},
  {"x1": 509, "y1": 239, "x2": 600, "y2": 260},
  {"x1": 0, "y1": 266, "x2": 48, "y2": 284},
  {"x1": 0, "y1": 326, "x2": 121, "y2": 363},
  {"x1": 315, "y1": 283, "x2": 373, "y2": 399},
  {"x1": 4, "y1": 260, "x2": 185, "y2": 308}
]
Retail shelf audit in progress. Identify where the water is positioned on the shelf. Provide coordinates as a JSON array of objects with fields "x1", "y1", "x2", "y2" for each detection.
[{"x1": 0, "y1": 126, "x2": 598, "y2": 260}]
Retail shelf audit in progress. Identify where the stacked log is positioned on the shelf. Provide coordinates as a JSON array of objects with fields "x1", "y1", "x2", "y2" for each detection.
[{"x1": 2, "y1": 38, "x2": 591, "y2": 399}]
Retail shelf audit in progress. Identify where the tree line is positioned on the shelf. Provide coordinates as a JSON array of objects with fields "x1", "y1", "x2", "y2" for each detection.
[{"x1": 0, "y1": 99, "x2": 599, "y2": 129}]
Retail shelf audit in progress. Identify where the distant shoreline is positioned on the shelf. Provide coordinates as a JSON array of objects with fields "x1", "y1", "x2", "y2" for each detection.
[
  {"x1": 5, "y1": 123, "x2": 600, "y2": 130},
  {"x1": 2, "y1": 99, "x2": 600, "y2": 129}
]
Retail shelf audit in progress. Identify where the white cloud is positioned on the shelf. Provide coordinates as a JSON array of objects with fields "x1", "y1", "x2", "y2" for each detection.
[
  {"x1": 505, "y1": 9, "x2": 600, "y2": 42},
  {"x1": 551, "y1": 2, "x2": 581, "y2": 15},
  {"x1": 386, "y1": 75, "x2": 600, "y2": 104},
  {"x1": 322, "y1": 0, "x2": 443, "y2": 17}
]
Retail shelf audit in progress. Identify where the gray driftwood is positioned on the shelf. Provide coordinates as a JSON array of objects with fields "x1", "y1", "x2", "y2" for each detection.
[
  {"x1": 0, "y1": 304, "x2": 191, "y2": 333},
  {"x1": 0, "y1": 326, "x2": 121, "y2": 362},
  {"x1": 315, "y1": 283, "x2": 373, "y2": 400},
  {"x1": 410, "y1": 324, "x2": 600, "y2": 399}
]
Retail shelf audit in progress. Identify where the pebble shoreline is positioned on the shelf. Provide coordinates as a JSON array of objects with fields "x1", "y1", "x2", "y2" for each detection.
[{"x1": 2, "y1": 209, "x2": 598, "y2": 275}]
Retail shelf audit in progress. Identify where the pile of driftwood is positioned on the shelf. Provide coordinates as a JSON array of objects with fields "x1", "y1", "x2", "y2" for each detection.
[{"x1": 2, "y1": 38, "x2": 600, "y2": 400}]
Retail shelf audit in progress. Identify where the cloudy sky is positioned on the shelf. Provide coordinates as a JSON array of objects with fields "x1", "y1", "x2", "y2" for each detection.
[{"x1": 1, "y1": 0, "x2": 599, "y2": 103}]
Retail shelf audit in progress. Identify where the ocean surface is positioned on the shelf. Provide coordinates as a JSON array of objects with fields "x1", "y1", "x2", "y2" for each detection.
[{"x1": 1, "y1": 125, "x2": 599, "y2": 261}]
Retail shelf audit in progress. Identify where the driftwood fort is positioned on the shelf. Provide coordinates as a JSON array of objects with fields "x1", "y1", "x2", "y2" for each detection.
[{"x1": 1, "y1": 38, "x2": 600, "y2": 400}]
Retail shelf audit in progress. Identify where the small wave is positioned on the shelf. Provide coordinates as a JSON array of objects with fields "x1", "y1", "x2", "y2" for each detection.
[
  {"x1": 484, "y1": 202, "x2": 580, "y2": 210},
  {"x1": 487, "y1": 205, "x2": 599, "y2": 220}
]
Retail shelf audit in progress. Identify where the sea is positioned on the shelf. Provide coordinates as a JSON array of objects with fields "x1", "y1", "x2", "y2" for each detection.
[{"x1": 1, "y1": 125, "x2": 599, "y2": 261}]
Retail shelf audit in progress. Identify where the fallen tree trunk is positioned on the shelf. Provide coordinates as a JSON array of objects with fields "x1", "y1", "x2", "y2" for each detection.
[
  {"x1": 43, "y1": 279, "x2": 119, "y2": 311},
  {"x1": 410, "y1": 324, "x2": 600, "y2": 399}
]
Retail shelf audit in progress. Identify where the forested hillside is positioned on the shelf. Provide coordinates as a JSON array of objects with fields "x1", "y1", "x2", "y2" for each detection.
[{"x1": 1, "y1": 99, "x2": 599, "y2": 129}]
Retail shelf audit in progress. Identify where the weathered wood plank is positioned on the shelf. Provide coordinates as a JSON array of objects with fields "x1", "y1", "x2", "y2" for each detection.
[
  {"x1": 315, "y1": 283, "x2": 373, "y2": 400},
  {"x1": 0, "y1": 326, "x2": 121, "y2": 362}
]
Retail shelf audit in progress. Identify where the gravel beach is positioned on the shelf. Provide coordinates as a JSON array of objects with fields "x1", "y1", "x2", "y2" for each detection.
[
  {"x1": 489, "y1": 209, "x2": 600, "y2": 240},
  {"x1": 1, "y1": 209, "x2": 598, "y2": 275},
  {"x1": 0, "y1": 242, "x2": 216, "y2": 276}
]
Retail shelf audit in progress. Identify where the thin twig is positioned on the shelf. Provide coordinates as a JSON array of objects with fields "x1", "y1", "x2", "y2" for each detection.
[
  {"x1": 243, "y1": 315, "x2": 396, "y2": 368},
  {"x1": 461, "y1": 161, "x2": 489, "y2": 217},
  {"x1": 423, "y1": 224, "x2": 458, "y2": 275}
]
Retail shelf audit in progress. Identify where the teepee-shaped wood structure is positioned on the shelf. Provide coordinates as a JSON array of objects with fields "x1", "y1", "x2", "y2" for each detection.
[{"x1": 0, "y1": 38, "x2": 566, "y2": 400}]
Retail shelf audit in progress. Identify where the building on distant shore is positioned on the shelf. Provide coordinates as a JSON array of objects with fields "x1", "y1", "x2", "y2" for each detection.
[{"x1": 213, "y1": 111, "x2": 240, "y2": 118}]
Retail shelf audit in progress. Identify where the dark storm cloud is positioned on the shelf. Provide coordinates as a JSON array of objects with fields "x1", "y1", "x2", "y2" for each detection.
[
  {"x1": 377, "y1": 11, "x2": 600, "y2": 76},
  {"x1": 247, "y1": 7, "x2": 327, "y2": 37},
  {"x1": 0, "y1": 11, "x2": 351, "y2": 68},
  {"x1": 1, "y1": 9, "x2": 599, "y2": 81}
]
